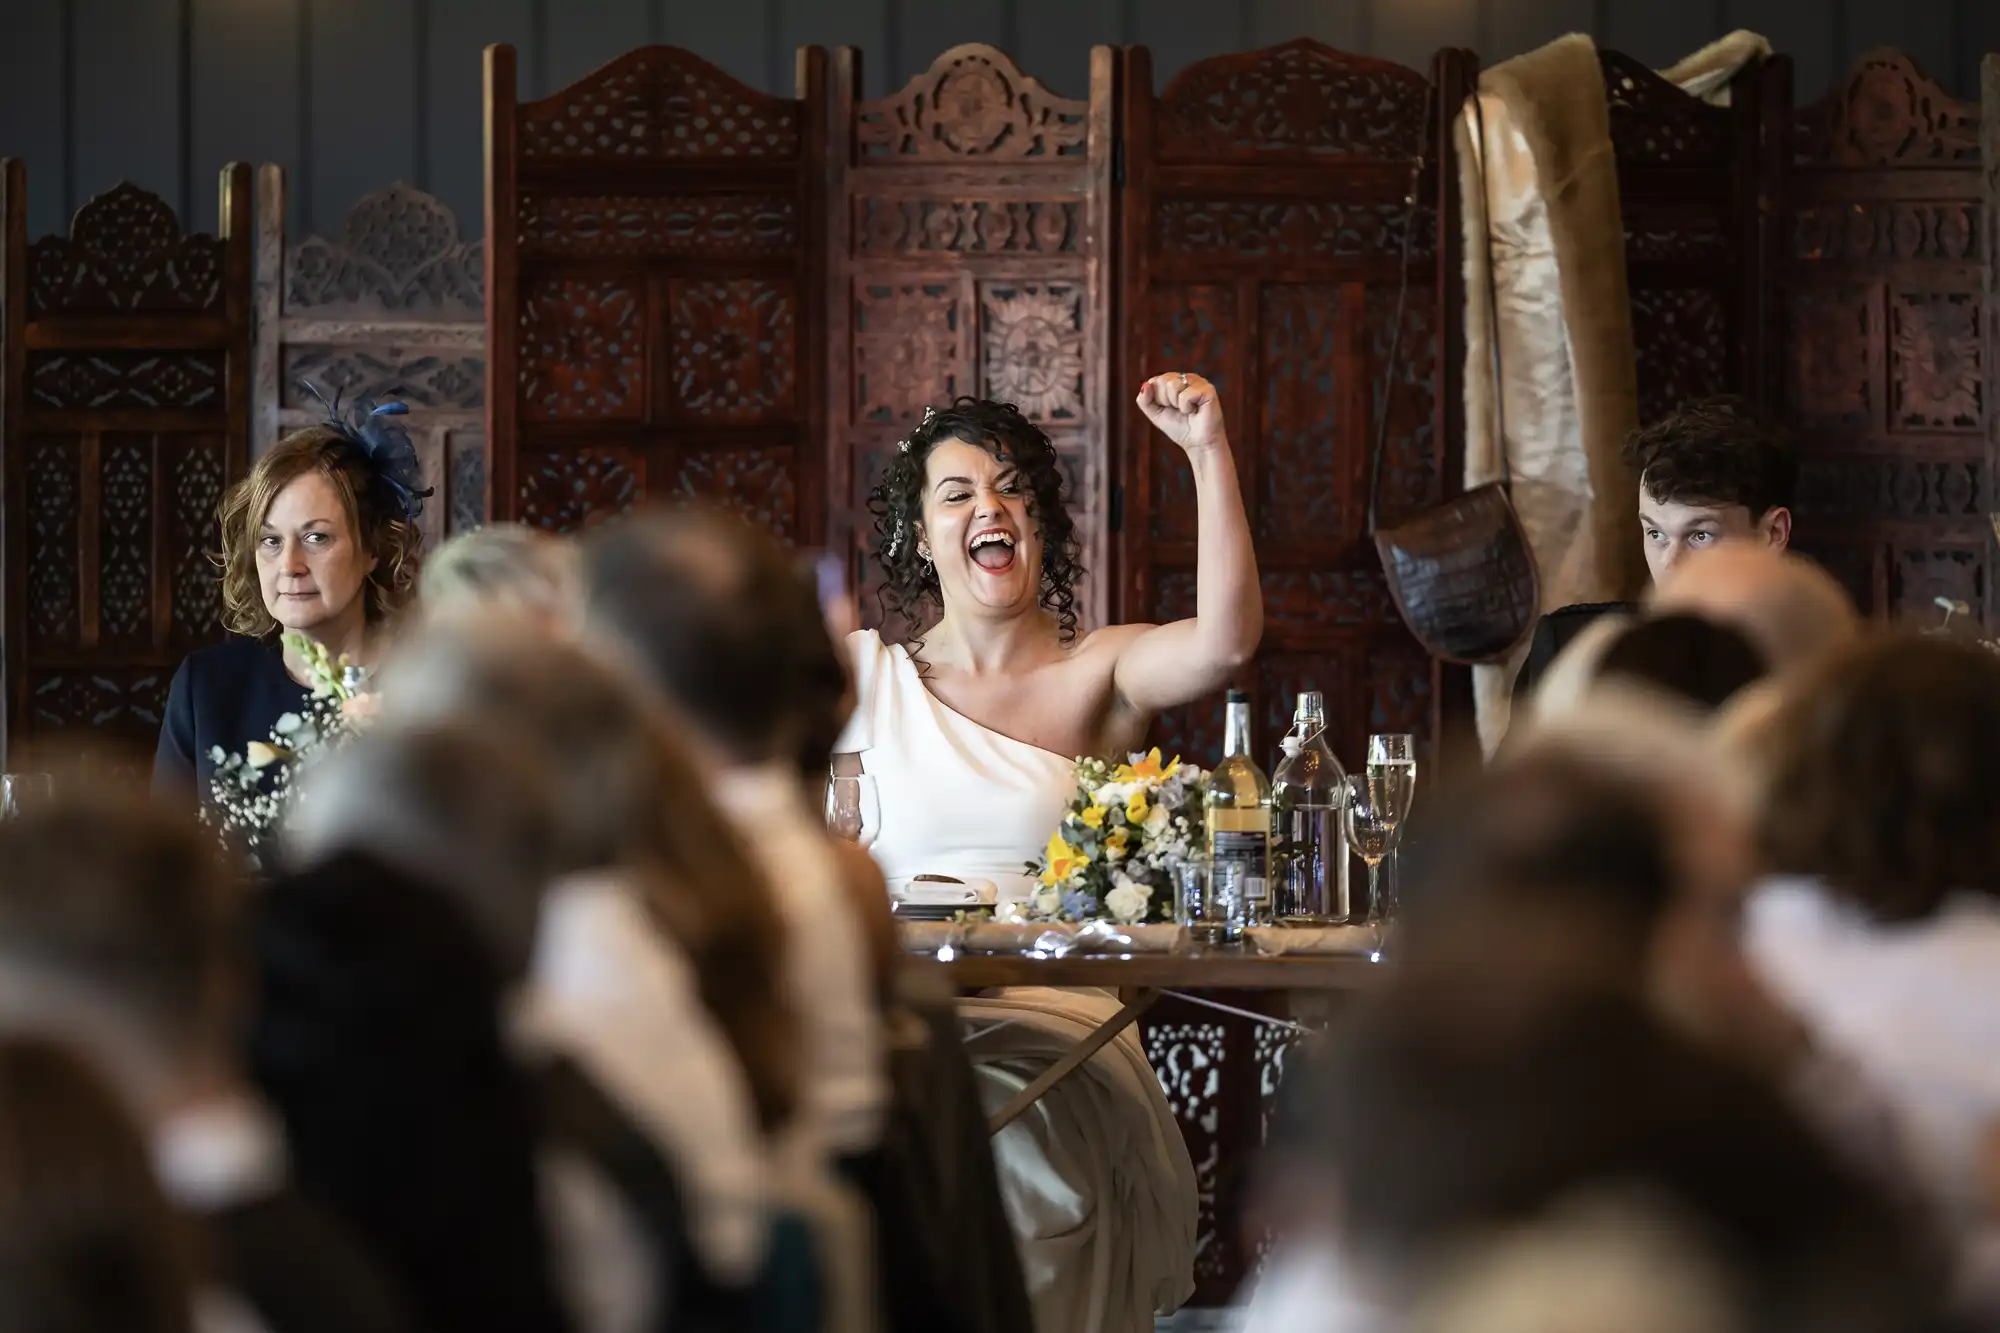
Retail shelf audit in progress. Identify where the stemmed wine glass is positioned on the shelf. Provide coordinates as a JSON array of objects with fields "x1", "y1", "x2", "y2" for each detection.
[
  {"x1": 1342, "y1": 774, "x2": 1395, "y2": 926},
  {"x1": 1366, "y1": 733, "x2": 1417, "y2": 916}
]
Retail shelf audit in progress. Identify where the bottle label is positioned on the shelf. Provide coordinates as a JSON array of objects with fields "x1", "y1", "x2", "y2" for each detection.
[{"x1": 1212, "y1": 830, "x2": 1269, "y2": 902}]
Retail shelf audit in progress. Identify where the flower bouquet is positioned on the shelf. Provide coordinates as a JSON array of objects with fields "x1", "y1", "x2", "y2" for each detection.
[
  {"x1": 203, "y1": 633, "x2": 364, "y2": 865},
  {"x1": 1016, "y1": 748, "x2": 1208, "y2": 926}
]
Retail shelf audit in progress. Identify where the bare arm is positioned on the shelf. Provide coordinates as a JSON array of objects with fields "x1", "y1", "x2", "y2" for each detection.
[{"x1": 1111, "y1": 372, "x2": 1264, "y2": 716}]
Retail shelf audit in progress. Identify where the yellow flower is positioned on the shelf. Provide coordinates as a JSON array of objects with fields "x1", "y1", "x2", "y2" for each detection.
[
  {"x1": 1040, "y1": 832, "x2": 1088, "y2": 887},
  {"x1": 246, "y1": 742, "x2": 291, "y2": 769},
  {"x1": 1125, "y1": 791, "x2": 1150, "y2": 825},
  {"x1": 1106, "y1": 827, "x2": 1130, "y2": 853},
  {"x1": 1120, "y1": 748, "x2": 1181, "y2": 783},
  {"x1": 1080, "y1": 804, "x2": 1106, "y2": 829}
]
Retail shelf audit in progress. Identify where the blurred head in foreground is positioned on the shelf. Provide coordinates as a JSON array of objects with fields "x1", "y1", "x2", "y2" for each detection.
[
  {"x1": 419, "y1": 524, "x2": 579, "y2": 637},
  {"x1": 285, "y1": 723, "x2": 564, "y2": 981},
  {"x1": 375, "y1": 617, "x2": 798, "y2": 1131},
  {"x1": 1312, "y1": 979, "x2": 1938, "y2": 1333},
  {"x1": 1651, "y1": 544, "x2": 1859, "y2": 676},
  {"x1": 581, "y1": 506, "x2": 851, "y2": 784},
  {"x1": 0, "y1": 1034, "x2": 198, "y2": 1333},
  {"x1": 1759, "y1": 632, "x2": 2000, "y2": 923},
  {"x1": 1530, "y1": 613, "x2": 1767, "y2": 732},
  {"x1": 0, "y1": 788, "x2": 243, "y2": 1121}
]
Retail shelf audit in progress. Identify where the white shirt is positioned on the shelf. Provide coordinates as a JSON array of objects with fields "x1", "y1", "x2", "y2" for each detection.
[
  {"x1": 711, "y1": 762, "x2": 886, "y2": 1159},
  {"x1": 1745, "y1": 877, "x2": 2000, "y2": 1227},
  {"x1": 518, "y1": 871, "x2": 771, "y2": 1285}
]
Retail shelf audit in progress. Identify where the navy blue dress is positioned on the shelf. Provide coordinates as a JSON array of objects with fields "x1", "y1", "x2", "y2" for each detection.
[{"x1": 153, "y1": 635, "x2": 313, "y2": 809}]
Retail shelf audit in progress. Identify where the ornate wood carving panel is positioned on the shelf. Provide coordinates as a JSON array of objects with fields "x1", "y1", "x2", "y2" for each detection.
[
  {"x1": 828, "y1": 44, "x2": 1114, "y2": 636},
  {"x1": 1119, "y1": 40, "x2": 1472, "y2": 1305},
  {"x1": 1, "y1": 164, "x2": 251, "y2": 765},
  {"x1": 1602, "y1": 51, "x2": 1760, "y2": 430},
  {"x1": 487, "y1": 45, "x2": 825, "y2": 540},
  {"x1": 1781, "y1": 51, "x2": 1990, "y2": 624},
  {"x1": 255, "y1": 171, "x2": 486, "y2": 539}
]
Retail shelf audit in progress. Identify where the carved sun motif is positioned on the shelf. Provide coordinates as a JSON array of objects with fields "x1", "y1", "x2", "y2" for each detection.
[
  {"x1": 933, "y1": 62, "x2": 1016, "y2": 154},
  {"x1": 982, "y1": 287, "x2": 1082, "y2": 420},
  {"x1": 1893, "y1": 294, "x2": 1981, "y2": 428}
]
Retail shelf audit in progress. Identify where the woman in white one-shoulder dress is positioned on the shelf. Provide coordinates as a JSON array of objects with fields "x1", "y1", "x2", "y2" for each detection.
[{"x1": 833, "y1": 374, "x2": 1262, "y2": 1331}]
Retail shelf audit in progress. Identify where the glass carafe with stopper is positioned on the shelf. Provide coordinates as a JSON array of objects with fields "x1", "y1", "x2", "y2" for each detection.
[
  {"x1": 1199, "y1": 689, "x2": 1272, "y2": 942},
  {"x1": 1272, "y1": 691, "x2": 1352, "y2": 925}
]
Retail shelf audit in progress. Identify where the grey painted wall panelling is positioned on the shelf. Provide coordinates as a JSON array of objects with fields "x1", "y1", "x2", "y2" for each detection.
[
  {"x1": 893, "y1": 0, "x2": 1009, "y2": 91},
  {"x1": 780, "y1": 0, "x2": 891, "y2": 95},
  {"x1": 1374, "y1": 0, "x2": 1477, "y2": 74},
  {"x1": 1133, "y1": 0, "x2": 1252, "y2": 87},
  {"x1": 545, "y1": 0, "x2": 650, "y2": 94},
  {"x1": 0, "y1": 0, "x2": 70, "y2": 237},
  {"x1": 1843, "y1": 0, "x2": 1956, "y2": 90},
  {"x1": 428, "y1": 0, "x2": 535, "y2": 239},
  {"x1": 1014, "y1": 0, "x2": 1121, "y2": 98},
  {"x1": 73, "y1": 0, "x2": 182, "y2": 218},
  {"x1": 660, "y1": 0, "x2": 778, "y2": 92},
  {"x1": 1486, "y1": 0, "x2": 1596, "y2": 70},
  {"x1": 191, "y1": 0, "x2": 303, "y2": 234},
  {"x1": 1724, "y1": 0, "x2": 1839, "y2": 107},
  {"x1": 1247, "y1": 0, "x2": 1366, "y2": 53},
  {"x1": 1600, "y1": 0, "x2": 1722, "y2": 66},
  {"x1": 308, "y1": 0, "x2": 419, "y2": 238}
]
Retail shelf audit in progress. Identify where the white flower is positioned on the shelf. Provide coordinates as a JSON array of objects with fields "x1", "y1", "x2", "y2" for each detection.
[
  {"x1": 208, "y1": 745, "x2": 226, "y2": 764},
  {"x1": 273, "y1": 712, "x2": 302, "y2": 736},
  {"x1": 996, "y1": 901, "x2": 1027, "y2": 923},
  {"x1": 1144, "y1": 802, "x2": 1171, "y2": 835},
  {"x1": 1105, "y1": 879, "x2": 1150, "y2": 924},
  {"x1": 1032, "y1": 888, "x2": 1062, "y2": 918}
]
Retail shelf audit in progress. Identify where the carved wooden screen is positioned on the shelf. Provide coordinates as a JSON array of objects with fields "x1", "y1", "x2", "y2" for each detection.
[
  {"x1": 1117, "y1": 41, "x2": 1471, "y2": 1307},
  {"x1": 254, "y1": 169, "x2": 486, "y2": 538},
  {"x1": 828, "y1": 44, "x2": 1114, "y2": 639},
  {"x1": 1780, "y1": 51, "x2": 1989, "y2": 621},
  {"x1": 0, "y1": 166, "x2": 251, "y2": 769},
  {"x1": 1602, "y1": 52, "x2": 1773, "y2": 430},
  {"x1": 485, "y1": 45, "x2": 826, "y2": 540},
  {"x1": 1117, "y1": 40, "x2": 1470, "y2": 779}
]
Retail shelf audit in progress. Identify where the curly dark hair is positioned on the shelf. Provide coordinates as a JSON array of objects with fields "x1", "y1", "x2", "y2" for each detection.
[
  {"x1": 867, "y1": 397, "x2": 1084, "y2": 645},
  {"x1": 1760, "y1": 632, "x2": 2000, "y2": 922},
  {"x1": 1623, "y1": 395, "x2": 1796, "y2": 520}
]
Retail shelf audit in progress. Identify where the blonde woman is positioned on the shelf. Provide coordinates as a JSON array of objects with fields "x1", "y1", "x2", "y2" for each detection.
[
  {"x1": 152, "y1": 393, "x2": 427, "y2": 807},
  {"x1": 419, "y1": 525, "x2": 579, "y2": 633}
]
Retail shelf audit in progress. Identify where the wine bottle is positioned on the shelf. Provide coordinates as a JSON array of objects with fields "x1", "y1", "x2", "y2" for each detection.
[{"x1": 1200, "y1": 689, "x2": 1272, "y2": 942}]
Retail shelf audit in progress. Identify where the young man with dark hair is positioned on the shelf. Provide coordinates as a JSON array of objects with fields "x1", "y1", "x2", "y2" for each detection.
[{"x1": 1513, "y1": 395, "x2": 1797, "y2": 704}]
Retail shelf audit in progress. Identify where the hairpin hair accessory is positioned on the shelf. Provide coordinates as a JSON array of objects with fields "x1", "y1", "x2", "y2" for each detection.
[{"x1": 298, "y1": 380, "x2": 435, "y2": 522}]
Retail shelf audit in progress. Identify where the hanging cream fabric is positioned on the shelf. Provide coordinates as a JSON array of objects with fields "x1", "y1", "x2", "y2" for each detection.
[{"x1": 1460, "y1": 34, "x2": 1646, "y2": 755}]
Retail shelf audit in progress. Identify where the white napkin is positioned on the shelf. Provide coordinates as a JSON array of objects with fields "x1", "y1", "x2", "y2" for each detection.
[{"x1": 890, "y1": 877, "x2": 996, "y2": 907}]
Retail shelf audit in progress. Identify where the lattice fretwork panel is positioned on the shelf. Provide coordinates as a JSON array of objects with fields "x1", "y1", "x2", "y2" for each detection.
[
  {"x1": 254, "y1": 170, "x2": 486, "y2": 537},
  {"x1": 0, "y1": 166, "x2": 251, "y2": 770},
  {"x1": 828, "y1": 44, "x2": 1113, "y2": 640},
  {"x1": 486, "y1": 45, "x2": 826, "y2": 541},
  {"x1": 1781, "y1": 51, "x2": 1991, "y2": 623}
]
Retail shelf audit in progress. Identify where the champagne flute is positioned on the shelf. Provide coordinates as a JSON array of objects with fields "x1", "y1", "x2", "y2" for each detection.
[
  {"x1": 1366, "y1": 733, "x2": 1417, "y2": 914},
  {"x1": 1342, "y1": 774, "x2": 1395, "y2": 923}
]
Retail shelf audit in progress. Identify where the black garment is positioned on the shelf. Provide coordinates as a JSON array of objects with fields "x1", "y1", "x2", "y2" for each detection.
[
  {"x1": 842, "y1": 997, "x2": 1034, "y2": 1333},
  {"x1": 154, "y1": 635, "x2": 312, "y2": 808},
  {"x1": 247, "y1": 851, "x2": 570, "y2": 1333},
  {"x1": 204, "y1": 1187, "x2": 430, "y2": 1333},
  {"x1": 1508, "y1": 601, "x2": 1638, "y2": 709}
]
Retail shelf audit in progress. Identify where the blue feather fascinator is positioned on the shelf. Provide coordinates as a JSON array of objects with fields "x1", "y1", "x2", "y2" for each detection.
[{"x1": 298, "y1": 380, "x2": 435, "y2": 522}]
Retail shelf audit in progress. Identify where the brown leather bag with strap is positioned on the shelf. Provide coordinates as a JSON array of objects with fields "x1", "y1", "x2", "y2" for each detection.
[{"x1": 1368, "y1": 87, "x2": 1540, "y2": 666}]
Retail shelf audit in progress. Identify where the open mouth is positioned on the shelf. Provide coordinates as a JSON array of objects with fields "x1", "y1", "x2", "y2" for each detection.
[{"x1": 968, "y1": 529, "x2": 1017, "y2": 574}]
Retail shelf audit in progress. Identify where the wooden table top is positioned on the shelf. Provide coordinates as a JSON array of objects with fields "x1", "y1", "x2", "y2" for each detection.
[{"x1": 899, "y1": 946, "x2": 1382, "y2": 991}]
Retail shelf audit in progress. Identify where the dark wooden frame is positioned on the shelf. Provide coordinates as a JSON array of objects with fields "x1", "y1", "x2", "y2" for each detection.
[
  {"x1": 0, "y1": 163, "x2": 252, "y2": 770},
  {"x1": 484, "y1": 42, "x2": 829, "y2": 540}
]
